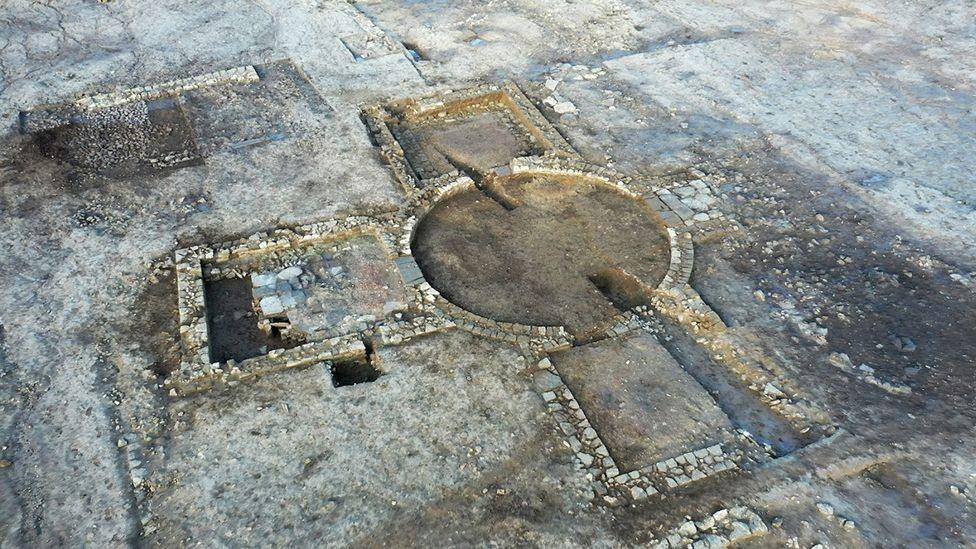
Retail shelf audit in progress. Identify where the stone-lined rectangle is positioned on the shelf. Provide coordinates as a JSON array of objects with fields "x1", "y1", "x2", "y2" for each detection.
[
  {"x1": 168, "y1": 200, "x2": 578, "y2": 395},
  {"x1": 168, "y1": 216, "x2": 402, "y2": 396},
  {"x1": 363, "y1": 81, "x2": 577, "y2": 192},
  {"x1": 550, "y1": 331, "x2": 733, "y2": 472},
  {"x1": 21, "y1": 65, "x2": 259, "y2": 134}
]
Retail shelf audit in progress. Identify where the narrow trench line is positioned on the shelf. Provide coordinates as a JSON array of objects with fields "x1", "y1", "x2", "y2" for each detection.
[
  {"x1": 652, "y1": 317, "x2": 806, "y2": 456},
  {"x1": 587, "y1": 266, "x2": 651, "y2": 312},
  {"x1": 476, "y1": 175, "x2": 520, "y2": 211},
  {"x1": 569, "y1": 267, "x2": 650, "y2": 345},
  {"x1": 337, "y1": 37, "x2": 362, "y2": 61},
  {"x1": 581, "y1": 264, "x2": 806, "y2": 455},
  {"x1": 581, "y1": 256, "x2": 787, "y2": 459},
  {"x1": 434, "y1": 144, "x2": 519, "y2": 210}
]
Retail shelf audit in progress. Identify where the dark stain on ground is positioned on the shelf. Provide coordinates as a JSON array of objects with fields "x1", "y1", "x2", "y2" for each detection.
[
  {"x1": 204, "y1": 275, "x2": 295, "y2": 364},
  {"x1": 125, "y1": 265, "x2": 181, "y2": 377},
  {"x1": 856, "y1": 464, "x2": 954, "y2": 544},
  {"x1": 689, "y1": 143, "x2": 976, "y2": 437},
  {"x1": 412, "y1": 172, "x2": 671, "y2": 339},
  {"x1": 588, "y1": 267, "x2": 651, "y2": 312},
  {"x1": 330, "y1": 357, "x2": 382, "y2": 387}
]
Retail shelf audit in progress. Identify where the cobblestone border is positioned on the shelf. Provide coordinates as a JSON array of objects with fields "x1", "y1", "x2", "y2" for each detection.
[
  {"x1": 388, "y1": 246, "x2": 574, "y2": 355},
  {"x1": 399, "y1": 156, "x2": 694, "y2": 349},
  {"x1": 169, "y1": 155, "x2": 696, "y2": 394},
  {"x1": 627, "y1": 167, "x2": 740, "y2": 236},
  {"x1": 166, "y1": 127, "x2": 829, "y2": 514},
  {"x1": 362, "y1": 80, "x2": 578, "y2": 193},
  {"x1": 154, "y1": 82, "x2": 837, "y2": 531},
  {"x1": 21, "y1": 65, "x2": 260, "y2": 133},
  {"x1": 78, "y1": 66, "x2": 260, "y2": 110},
  {"x1": 527, "y1": 336, "x2": 747, "y2": 504},
  {"x1": 520, "y1": 283, "x2": 833, "y2": 503}
]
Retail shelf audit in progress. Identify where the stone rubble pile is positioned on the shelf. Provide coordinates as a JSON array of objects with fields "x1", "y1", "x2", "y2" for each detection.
[
  {"x1": 651, "y1": 507, "x2": 769, "y2": 548},
  {"x1": 252, "y1": 266, "x2": 312, "y2": 316},
  {"x1": 77, "y1": 65, "x2": 259, "y2": 110}
]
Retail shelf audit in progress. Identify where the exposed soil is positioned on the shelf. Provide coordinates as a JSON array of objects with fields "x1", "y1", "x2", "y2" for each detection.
[
  {"x1": 121, "y1": 266, "x2": 182, "y2": 377},
  {"x1": 412, "y1": 172, "x2": 671, "y2": 338},
  {"x1": 551, "y1": 332, "x2": 733, "y2": 471},
  {"x1": 204, "y1": 275, "x2": 295, "y2": 363},
  {"x1": 32, "y1": 98, "x2": 200, "y2": 177},
  {"x1": 391, "y1": 105, "x2": 543, "y2": 180}
]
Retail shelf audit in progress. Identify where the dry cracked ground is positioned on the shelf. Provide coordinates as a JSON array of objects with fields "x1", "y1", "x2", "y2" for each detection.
[{"x1": 1, "y1": 0, "x2": 975, "y2": 547}]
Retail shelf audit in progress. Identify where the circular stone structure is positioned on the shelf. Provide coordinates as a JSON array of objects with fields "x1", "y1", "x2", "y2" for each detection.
[{"x1": 411, "y1": 169, "x2": 672, "y2": 340}]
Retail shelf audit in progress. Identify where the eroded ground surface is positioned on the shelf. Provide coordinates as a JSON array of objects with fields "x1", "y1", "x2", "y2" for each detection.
[{"x1": 1, "y1": 0, "x2": 975, "y2": 547}]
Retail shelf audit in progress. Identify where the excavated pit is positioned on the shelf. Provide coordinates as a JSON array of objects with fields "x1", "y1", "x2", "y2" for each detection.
[
  {"x1": 412, "y1": 172, "x2": 671, "y2": 339},
  {"x1": 330, "y1": 358, "x2": 382, "y2": 387},
  {"x1": 203, "y1": 275, "x2": 296, "y2": 363},
  {"x1": 380, "y1": 88, "x2": 553, "y2": 182},
  {"x1": 391, "y1": 108, "x2": 542, "y2": 180},
  {"x1": 29, "y1": 97, "x2": 200, "y2": 176}
]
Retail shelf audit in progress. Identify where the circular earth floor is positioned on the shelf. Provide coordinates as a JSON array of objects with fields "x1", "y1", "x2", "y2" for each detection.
[{"x1": 411, "y1": 172, "x2": 672, "y2": 340}]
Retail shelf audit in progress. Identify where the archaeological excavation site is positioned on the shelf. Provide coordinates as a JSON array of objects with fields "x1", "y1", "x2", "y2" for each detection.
[{"x1": 1, "y1": 0, "x2": 975, "y2": 547}]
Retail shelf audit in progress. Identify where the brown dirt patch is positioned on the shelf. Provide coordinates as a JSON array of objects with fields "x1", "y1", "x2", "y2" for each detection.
[{"x1": 412, "y1": 173, "x2": 670, "y2": 338}]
